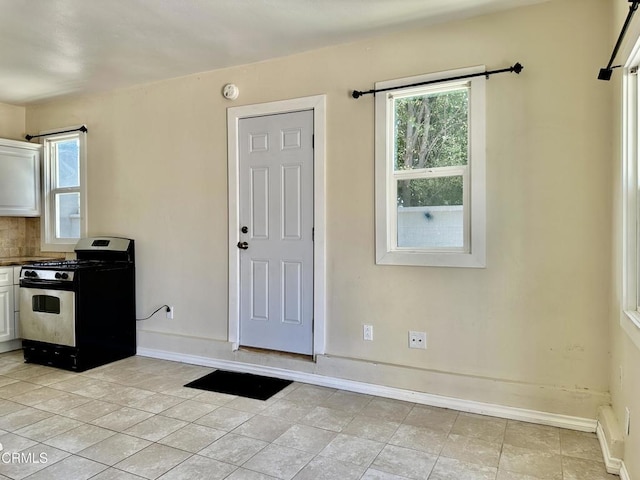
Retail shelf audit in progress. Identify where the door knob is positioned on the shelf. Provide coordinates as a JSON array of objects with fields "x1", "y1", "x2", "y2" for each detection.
[{"x1": 237, "y1": 241, "x2": 249, "y2": 250}]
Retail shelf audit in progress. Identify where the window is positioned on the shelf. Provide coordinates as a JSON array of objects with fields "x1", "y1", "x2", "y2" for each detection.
[
  {"x1": 41, "y1": 127, "x2": 87, "y2": 251},
  {"x1": 375, "y1": 66, "x2": 486, "y2": 267}
]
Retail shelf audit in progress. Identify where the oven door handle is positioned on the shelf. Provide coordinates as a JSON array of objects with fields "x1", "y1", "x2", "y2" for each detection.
[{"x1": 20, "y1": 280, "x2": 76, "y2": 291}]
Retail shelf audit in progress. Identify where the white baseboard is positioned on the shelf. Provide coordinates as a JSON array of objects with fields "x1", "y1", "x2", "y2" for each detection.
[
  {"x1": 620, "y1": 463, "x2": 631, "y2": 480},
  {"x1": 597, "y1": 421, "x2": 623, "y2": 474},
  {"x1": 137, "y1": 346, "x2": 597, "y2": 433},
  {"x1": 0, "y1": 339, "x2": 21, "y2": 354}
]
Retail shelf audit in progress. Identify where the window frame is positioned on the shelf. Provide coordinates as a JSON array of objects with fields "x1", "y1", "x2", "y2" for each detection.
[
  {"x1": 41, "y1": 126, "x2": 87, "y2": 252},
  {"x1": 622, "y1": 39, "x2": 640, "y2": 350},
  {"x1": 375, "y1": 66, "x2": 486, "y2": 268}
]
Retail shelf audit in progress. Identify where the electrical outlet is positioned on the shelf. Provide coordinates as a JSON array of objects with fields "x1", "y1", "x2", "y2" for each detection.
[
  {"x1": 625, "y1": 407, "x2": 631, "y2": 436},
  {"x1": 166, "y1": 306, "x2": 174, "y2": 320},
  {"x1": 363, "y1": 324, "x2": 373, "y2": 341},
  {"x1": 409, "y1": 331, "x2": 427, "y2": 349}
]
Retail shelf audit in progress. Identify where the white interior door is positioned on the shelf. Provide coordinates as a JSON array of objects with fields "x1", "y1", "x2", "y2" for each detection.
[{"x1": 238, "y1": 110, "x2": 314, "y2": 355}]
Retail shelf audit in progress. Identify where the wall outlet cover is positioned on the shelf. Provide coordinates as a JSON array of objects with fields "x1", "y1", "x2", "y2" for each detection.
[
  {"x1": 363, "y1": 324, "x2": 373, "y2": 341},
  {"x1": 409, "y1": 331, "x2": 427, "y2": 349}
]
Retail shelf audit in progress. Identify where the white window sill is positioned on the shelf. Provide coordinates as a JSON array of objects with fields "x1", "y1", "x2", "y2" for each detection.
[
  {"x1": 622, "y1": 309, "x2": 640, "y2": 351},
  {"x1": 376, "y1": 250, "x2": 486, "y2": 268}
]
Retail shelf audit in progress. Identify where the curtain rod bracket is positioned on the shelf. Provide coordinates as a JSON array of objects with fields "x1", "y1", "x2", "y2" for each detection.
[
  {"x1": 351, "y1": 62, "x2": 524, "y2": 99},
  {"x1": 598, "y1": 1, "x2": 640, "y2": 81}
]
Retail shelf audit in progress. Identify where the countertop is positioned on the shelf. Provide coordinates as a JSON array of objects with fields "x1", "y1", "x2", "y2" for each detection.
[{"x1": 0, "y1": 256, "x2": 65, "y2": 267}]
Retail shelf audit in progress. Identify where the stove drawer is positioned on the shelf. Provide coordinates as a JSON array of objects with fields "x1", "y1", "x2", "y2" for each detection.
[{"x1": 23, "y1": 341, "x2": 79, "y2": 371}]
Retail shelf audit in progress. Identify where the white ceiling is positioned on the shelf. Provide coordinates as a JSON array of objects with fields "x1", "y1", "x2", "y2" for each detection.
[{"x1": 0, "y1": 0, "x2": 548, "y2": 105}]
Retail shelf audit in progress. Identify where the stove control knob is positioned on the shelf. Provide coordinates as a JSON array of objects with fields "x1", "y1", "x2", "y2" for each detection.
[
  {"x1": 24, "y1": 270, "x2": 37, "y2": 277},
  {"x1": 54, "y1": 272, "x2": 69, "y2": 280}
]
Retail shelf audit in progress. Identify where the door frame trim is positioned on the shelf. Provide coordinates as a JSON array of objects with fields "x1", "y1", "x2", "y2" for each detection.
[{"x1": 227, "y1": 95, "x2": 327, "y2": 356}]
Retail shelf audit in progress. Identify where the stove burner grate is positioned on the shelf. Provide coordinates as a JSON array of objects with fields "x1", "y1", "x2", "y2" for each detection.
[{"x1": 30, "y1": 259, "x2": 106, "y2": 268}]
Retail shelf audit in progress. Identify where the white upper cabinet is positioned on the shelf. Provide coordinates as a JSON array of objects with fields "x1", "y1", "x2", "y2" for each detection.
[{"x1": 0, "y1": 138, "x2": 41, "y2": 217}]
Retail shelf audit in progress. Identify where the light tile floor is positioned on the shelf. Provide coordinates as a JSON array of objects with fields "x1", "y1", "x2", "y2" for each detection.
[{"x1": 0, "y1": 350, "x2": 617, "y2": 480}]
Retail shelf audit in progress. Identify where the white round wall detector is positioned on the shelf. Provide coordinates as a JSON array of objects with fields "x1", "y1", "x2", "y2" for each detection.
[{"x1": 222, "y1": 83, "x2": 239, "y2": 100}]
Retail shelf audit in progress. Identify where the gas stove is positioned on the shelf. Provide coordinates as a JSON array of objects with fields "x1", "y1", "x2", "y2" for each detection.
[{"x1": 19, "y1": 236, "x2": 136, "y2": 371}]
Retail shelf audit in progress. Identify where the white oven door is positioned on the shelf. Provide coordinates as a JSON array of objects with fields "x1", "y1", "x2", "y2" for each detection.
[{"x1": 20, "y1": 288, "x2": 76, "y2": 347}]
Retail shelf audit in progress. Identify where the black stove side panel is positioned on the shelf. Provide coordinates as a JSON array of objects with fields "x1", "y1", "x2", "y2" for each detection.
[{"x1": 74, "y1": 267, "x2": 136, "y2": 370}]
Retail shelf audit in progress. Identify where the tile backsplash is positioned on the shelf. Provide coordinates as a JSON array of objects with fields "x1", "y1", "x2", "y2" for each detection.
[{"x1": 0, "y1": 217, "x2": 43, "y2": 257}]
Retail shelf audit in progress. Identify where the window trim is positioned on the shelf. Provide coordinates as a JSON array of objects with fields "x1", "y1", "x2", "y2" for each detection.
[
  {"x1": 41, "y1": 126, "x2": 88, "y2": 252},
  {"x1": 622, "y1": 41, "x2": 640, "y2": 350},
  {"x1": 375, "y1": 66, "x2": 486, "y2": 268}
]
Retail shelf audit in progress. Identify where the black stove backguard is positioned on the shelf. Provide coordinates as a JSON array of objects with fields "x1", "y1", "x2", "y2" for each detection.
[{"x1": 21, "y1": 237, "x2": 136, "y2": 372}]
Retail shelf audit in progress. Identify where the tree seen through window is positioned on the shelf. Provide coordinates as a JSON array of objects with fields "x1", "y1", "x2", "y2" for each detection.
[{"x1": 394, "y1": 88, "x2": 468, "y2": 208}]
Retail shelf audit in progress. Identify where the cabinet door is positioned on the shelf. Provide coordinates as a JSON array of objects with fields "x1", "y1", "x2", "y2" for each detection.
[
  {"x1": 0, "y1": 268, "x2": 11, "y2": 286},
  {"x1": 0, "y1": 286, "x2": 14, "y2": 342},
  {"x1": 0, "y1": 140, "x2": 41, "y2": 217}
]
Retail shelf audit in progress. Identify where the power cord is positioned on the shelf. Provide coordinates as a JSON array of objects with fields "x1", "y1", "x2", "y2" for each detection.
[{"x1": 136, "y1": 305, "x2": 171, "y2": 321}]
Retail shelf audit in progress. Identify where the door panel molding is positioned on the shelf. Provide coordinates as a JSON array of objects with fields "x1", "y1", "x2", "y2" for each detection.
[
  {"x1": 251, "y1": 167, "x2": 270, "y2": 239},
  {"x1": 282, "y1": 260, "x2": 303, "y2": 325},
  {"x1": 251, "y1": 260, "x2": 269, "y2": 321},
  {"x1": 281, "y1": 164, "x2": 302, "y2": 240},
  {"x1": 228, "y1": 95, "x2": 327, "y2": 356}
]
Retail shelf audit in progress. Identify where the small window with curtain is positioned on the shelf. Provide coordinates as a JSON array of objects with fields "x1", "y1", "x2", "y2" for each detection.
[
  {"x1": 375, "y1": 66, "x2": 486, "y2": 267},
  {"x1": 41, "y1": 127, "x2": 87, "y2": 252}
]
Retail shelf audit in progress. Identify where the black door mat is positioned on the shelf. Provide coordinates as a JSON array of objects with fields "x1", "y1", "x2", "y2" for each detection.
[{"x1": 184, "y1": 370, "x2": 293, "y2": 401}]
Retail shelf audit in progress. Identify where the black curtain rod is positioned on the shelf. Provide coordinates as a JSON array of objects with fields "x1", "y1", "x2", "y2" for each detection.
[
  {"x1": 25, "y1": 125, "x2": 87, "y2": 142},
  {"x1": 598, "y1": 0, "x2": 639, "y2": 81},
  {"x1": 351, "y1": 62, "x2": 524, "y2": 99}
]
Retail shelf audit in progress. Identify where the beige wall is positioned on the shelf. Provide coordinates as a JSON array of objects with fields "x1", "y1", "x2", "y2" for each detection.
[
  {"x1": 26, "y1": 0, "x2": 611, "y2": 418},
  {"x1": 0, "y1": 101, "x2": 25, "y2": 139},
  {"x1": 610, "y1": 1, "x2": 640, "y2": 477},
  {"x1": 612, "y1": 336, "x2": 640, "y2": 477}
]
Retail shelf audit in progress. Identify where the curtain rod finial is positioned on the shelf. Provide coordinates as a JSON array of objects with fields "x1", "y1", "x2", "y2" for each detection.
[{"x1": 512, "y1": 63, "x2": 524, "y2": 74}]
